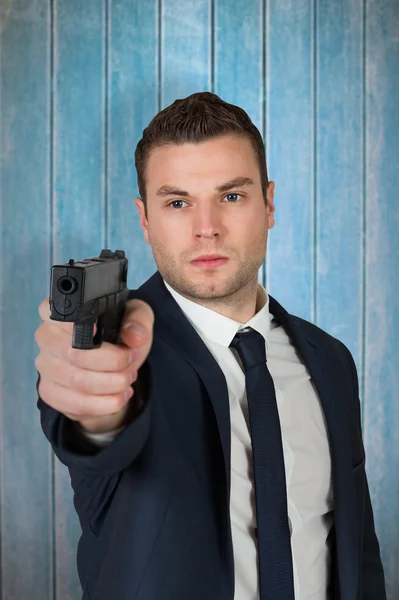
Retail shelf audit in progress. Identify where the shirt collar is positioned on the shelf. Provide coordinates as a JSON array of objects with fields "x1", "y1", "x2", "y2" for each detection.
[{"x1": 163, "y1": 278, "x2": 272, "y2": 349}]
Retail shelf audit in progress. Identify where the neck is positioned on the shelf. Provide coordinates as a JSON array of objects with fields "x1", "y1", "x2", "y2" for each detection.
[{"x1": 190, "y1": 281, "x2": 264, "y2": 324}]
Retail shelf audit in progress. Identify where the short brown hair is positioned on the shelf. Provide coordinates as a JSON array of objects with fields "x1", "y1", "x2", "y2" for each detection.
[{"x1": 134, "y1": 92, "x2": 269, "y2": 215}]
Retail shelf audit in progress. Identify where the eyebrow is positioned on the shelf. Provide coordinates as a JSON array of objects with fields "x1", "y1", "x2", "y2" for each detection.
[{"x1": 155, "y1": 177, "x2": 255, "y2": 197}]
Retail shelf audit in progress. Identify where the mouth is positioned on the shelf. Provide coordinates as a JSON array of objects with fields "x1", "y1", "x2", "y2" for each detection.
[{"x1": 191, "y1": 256, "x2": 229, "y2": 269}]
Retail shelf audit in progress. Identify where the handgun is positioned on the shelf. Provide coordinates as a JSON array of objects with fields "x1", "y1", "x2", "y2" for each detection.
[{"x1": 49, "y1": 249, "x2": 129, "y2": 349}]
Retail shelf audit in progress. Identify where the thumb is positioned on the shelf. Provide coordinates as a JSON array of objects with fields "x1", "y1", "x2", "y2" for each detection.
[{"x1": 120, "y1": 298, "x2": 155, "y2": 351}]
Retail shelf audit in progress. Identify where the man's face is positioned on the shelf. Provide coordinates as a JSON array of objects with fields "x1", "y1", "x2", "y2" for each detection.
[{"x1": 135, "y1": 134, "x2": 275, "y2": 308}]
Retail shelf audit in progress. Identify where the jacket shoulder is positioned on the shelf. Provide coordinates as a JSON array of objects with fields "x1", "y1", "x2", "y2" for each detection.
[
  {"x1": 291, "y1": 314, "x2": 357, "y2": 383},
  {"x1": 293, "y1": 315, "x2": 345, "y2": 348}
]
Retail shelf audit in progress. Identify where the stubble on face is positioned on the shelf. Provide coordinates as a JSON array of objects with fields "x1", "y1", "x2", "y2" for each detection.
[
  {"x1": 147, "y1": 216, "x2": 268, "y2": 316},
  {"x1": 137, "y1": 134, "x2": 274, "y2": 321}
]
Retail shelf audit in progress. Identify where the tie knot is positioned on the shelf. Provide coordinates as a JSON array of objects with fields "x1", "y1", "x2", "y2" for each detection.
[{"x1": 230, "y1": 328, "x2": 266, "y2": 372}]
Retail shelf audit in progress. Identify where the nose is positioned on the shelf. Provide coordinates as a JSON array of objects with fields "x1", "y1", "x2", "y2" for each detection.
[{"x1": 192, "y1": 204, "x2": 223, "y2": 239}]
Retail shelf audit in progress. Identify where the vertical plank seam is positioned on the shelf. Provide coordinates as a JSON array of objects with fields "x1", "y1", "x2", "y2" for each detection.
[
  {"x1": 312, "y1": 0, "x2": 318, "y2": 325},
  {"x1": 157, "y1": 0, "x2": 162, "y2": 111},
  {"x1": 261, "y1": 0, "x2": 266, "y2": 289},
  {"x1": 361, "y1": 0, "x2": 367, "y2": 431},
  {"x1": 264, "y1": 0, "x2": 270, "y2": 292},
  {"x1": 209, "y1": 0, "x2": 215, "y2": 93},
  {"x1": 50, "y1": 0, "x2": 56, "y2": 598},
  {"x1": 0, "y1": 2, "x2": 3, "y2": 594},
  {"x1": 104, "y1": 0, "x2": 110, "y2": 249},
  {"x1": 0, "y1": 2, "x2": 3, "y2": 595}
]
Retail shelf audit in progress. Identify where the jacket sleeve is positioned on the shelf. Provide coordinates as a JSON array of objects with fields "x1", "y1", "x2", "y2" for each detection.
[
  {"x1": 344, "y1": 346, "x2": 387, "y2": 599},
  {"x1": 361, "y1": 477, "x2": 387, "y2": 599},
  {"x1": 37, "y1": 359, "x2": 151, "y2": 478}
]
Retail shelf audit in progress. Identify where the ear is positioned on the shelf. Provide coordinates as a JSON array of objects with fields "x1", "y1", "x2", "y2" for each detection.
[
  {"x1": 134, "y1": 197, "x2": 150, "y2": 243},
  {"x1": 266, "y1": 181, "x2": 275, "y2": 229}
]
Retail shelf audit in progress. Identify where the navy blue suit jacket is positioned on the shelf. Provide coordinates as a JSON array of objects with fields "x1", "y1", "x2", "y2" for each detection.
[{"x1": 38, "y1": 271, "x2": 386, "y2": 600}]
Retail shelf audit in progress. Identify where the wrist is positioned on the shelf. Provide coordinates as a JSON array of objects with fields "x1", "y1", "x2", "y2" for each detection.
[{"x1": 79, "y1": 404, "x2": 130, "y2": 434}]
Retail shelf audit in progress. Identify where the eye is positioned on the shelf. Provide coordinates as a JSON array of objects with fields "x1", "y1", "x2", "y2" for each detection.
[
  {"x1": 224, "y1": 193, "x2": 242, "y2": 202},
  {"x1": 168, "y1": 200, "x2": 188, "y2": 209}
]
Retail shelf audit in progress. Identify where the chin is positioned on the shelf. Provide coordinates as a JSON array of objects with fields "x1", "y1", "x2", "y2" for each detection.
[{"x1": 192, "y1": 278, "x2": 234, "y2": 296}]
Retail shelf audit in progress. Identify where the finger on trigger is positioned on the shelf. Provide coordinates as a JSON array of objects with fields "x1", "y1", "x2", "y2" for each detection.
[{"x1": 38, "y1": 297, "x2": 51, "y2": 321}]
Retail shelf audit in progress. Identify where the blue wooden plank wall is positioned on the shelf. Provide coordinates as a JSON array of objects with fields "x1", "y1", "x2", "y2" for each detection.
[{"x1": 0, "y1": 0, "x2": 398, "y2": 598}]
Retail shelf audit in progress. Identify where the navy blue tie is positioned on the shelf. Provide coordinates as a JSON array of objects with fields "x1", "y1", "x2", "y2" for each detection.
[{"x1": 230, "y1": 328, "x2": 295, "y2": 600}]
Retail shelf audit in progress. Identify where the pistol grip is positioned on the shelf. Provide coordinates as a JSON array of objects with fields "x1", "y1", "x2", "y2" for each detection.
[{"x1": 72, "y1": 321, "x2": 96, "y2": 349}]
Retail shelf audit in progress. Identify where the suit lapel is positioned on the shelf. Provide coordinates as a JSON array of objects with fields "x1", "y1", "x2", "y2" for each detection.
[
  {"x1": 269, "y1": 296, "x2": 359, "y2": 600},
  {"x1": 134, "y1": 273, "x2": 358, "y2": 599},
  {"x1": 133, "y1": 272, "x2": 232, "y2": 497}
]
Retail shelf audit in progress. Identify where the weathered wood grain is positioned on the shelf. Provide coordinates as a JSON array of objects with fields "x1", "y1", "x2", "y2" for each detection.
[
  {"x1": 0, "y1": 1, "x2": 53, "y2": 598},
  {"x1": 161, "y1": 0, "x2": 211, "y2": 107},
  {"x1": 52, "y1": 1, "x2": 107, "y2": 597},
  {"x1": 266, "y1": 0, "x2": 314, "y2": 321},
  {"x1": 108, "y1": 0, "x2": 158, "y2": 290},
  {"x1": 315, "y1": 0, "x2": 364, "y2": 373},
  {"x1": 364, "y1": 0, "x2": 399, "y2": 596}
]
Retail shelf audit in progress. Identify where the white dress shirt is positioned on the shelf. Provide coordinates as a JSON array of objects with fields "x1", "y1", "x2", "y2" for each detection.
[{"x1": 87, "y1": 279, "x2": 334, "y2": 599}]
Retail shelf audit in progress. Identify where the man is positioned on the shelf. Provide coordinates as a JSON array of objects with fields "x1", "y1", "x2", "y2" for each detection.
[{"x1": 35, "y1": 92, "x2": 386, "y2": 600}]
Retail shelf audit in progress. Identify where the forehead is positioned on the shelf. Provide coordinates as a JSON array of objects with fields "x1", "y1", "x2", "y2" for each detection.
[{"x1": 145, "y1": 134, "x2": 260, "y2": 189}]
